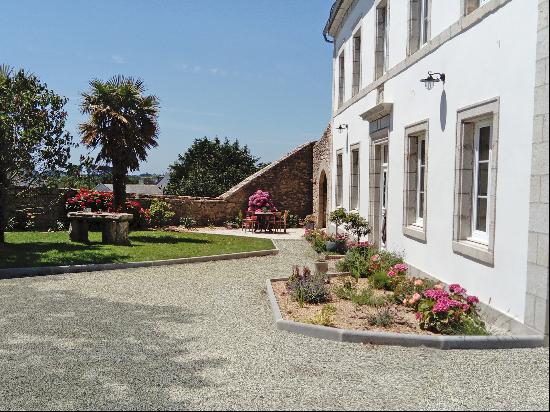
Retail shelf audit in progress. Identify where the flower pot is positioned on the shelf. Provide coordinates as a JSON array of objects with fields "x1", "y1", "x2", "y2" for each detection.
[{"x1": 314, "y1": 261, "x2": 329, "y2": 273}]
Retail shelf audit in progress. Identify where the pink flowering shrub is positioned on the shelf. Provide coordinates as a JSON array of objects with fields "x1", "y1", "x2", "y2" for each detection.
[
  {"x1": 247, "y1": 189, "x2": 277, "y2": 213},
  {"x1": 414, "y1": 283, "x2": 487, "y2": 335}
]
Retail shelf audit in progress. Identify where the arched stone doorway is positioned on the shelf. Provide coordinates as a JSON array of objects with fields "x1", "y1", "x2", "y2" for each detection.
[{"x1": 318, "y1": 170, "x2": 328, "y2": 228}]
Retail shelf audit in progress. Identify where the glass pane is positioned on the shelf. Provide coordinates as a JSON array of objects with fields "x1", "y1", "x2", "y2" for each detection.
[
  {"x1": 419, "y1": 166, "x2": 425, "y2": 191},
  {"x1": 476, "y1": 197, "x2": 487, "y2": 232},
  {"x1": 382, "y1": 172, "x2": 387, "y2": 208},
  {"x1": 419, "y1": 139, "x2": 425, "y2": 165},
  {"x1": 418, "y1": 192, "x2": 424, "y2": 219},
  {"x1": 479, "y1": 126, "x2": 490, "y2": 161},
  {"x1": 477, "y1": 162, "x2": 488, "y2": 196},
  {"x1": 382, "y1": 145, "x2": 388, "y2": 163}
]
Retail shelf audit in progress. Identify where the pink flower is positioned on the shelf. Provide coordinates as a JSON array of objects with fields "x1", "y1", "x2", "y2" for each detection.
[
  {"x1": 387, "y1": 270, "x2": 396, "y2": 278},
  {"x1": 403, "y1": 298, "x2": 408, "y2": 305},
  {"x1": 415, "y1": 312, "x2": 422, "y2": 320},
  {"x1": 393, "y1": 263, "x2": 408, "y2": 272},
  {"x1": 371, "y1": 254, "x2": 380, "y2": 262},
  {"x1": 449, "y1": 284, "x2": 466, "y2": 294},
  {"x1": 467, "y1": 295, "x2": 479, "y2": 304},
  {"x1": 462, "y1": 304, "x2": 471, "y2": 312},
  {"x1": 434, "y1": 283, "x2": 445, "y2": 290},
  {"x1": 424, "y1": 289, "x2": 449, "y2": 300},
  {"x1": 411, "y1": 293, "x2": 421, "y2": 303},
  {"x1": 414, "y1": 279, "x2": 423, "y2": 287}
]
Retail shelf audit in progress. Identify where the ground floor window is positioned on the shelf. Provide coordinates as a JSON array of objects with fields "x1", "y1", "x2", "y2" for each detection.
[
  {"x1": 350, "y1": 146, "x2": 360, "y2": 210},
  {"x1": 336, "y1": 151, "x2": 343, "y2": 207}
]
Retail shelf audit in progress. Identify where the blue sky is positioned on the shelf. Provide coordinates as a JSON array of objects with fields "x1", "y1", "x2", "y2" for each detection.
[{"x1": 1, "y1": 0, "x2": 334, "y2": 174}]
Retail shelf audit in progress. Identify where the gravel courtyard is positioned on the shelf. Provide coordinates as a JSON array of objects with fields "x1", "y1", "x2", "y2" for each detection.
[{"x1": 0, "y1": 239, "x2": 548, "y2": 410}]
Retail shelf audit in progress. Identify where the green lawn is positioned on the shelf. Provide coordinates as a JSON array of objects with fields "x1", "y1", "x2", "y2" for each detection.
[{"x1": 0, "y1": 231, "x2": 275, "y2": 269}]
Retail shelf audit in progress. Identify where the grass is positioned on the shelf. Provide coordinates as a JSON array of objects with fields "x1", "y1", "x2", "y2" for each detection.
[{"x1": 0, "y1": 231, "x2": 275, "y2": 269}]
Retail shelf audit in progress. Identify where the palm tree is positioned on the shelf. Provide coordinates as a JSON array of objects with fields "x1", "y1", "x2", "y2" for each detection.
[{"x1": 80, "y1": 76, "x2": 159, "y2": 210}]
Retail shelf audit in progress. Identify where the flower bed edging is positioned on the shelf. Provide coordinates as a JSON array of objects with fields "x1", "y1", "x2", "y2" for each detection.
[
  {"x1": 266, "y1": 278, "x2": 544, "y2": 350},
  {"x1": 0, "y1": 244, "x2": 278, "y2": 279}
]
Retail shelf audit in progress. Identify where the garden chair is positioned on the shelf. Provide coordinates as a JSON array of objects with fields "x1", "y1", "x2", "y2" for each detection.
[
  {"x1": 272, "y1": 210, "x2": 288, "y2": 233},
  {"x1": 242, "y1": 211, "x2": 257, "y2": 232}
]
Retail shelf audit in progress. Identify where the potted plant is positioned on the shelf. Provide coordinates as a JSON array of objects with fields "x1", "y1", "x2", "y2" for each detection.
[
  {"x1": 304, "y1": 214, "x2": 316, "y2": 230},
  {"x1": 329, "y1": 207, "x2": 347, "y2": 235},
  {"x1": 344, "y1": 211, "x2": 371, "y2": 241},
  {"x1": 314, "y1": 253, "x2": 329, "y2": 274},
  {"x1": 325, "y1": 232, "x2": 348, "y2": 253}
]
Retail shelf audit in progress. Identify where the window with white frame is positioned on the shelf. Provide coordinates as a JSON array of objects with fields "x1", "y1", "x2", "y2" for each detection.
[
  {"x1": 352, "y1": 31, "x2": 361, "y2": 97},
  {"x1": 408, "y1": 0, "x2": 430, "y2": 56},
  {"x1": 338, "y1": 52, "x2": 345, "y2": 107},
  {"x1": 375, "y1": 2, "x2": 388, "y2": 79},
  {"x1": 415, "y1": 136, "x2": 426, "y2": 225},
  {"x1": 453, "y1": 97, "x2": 499, "y2": 266},
  {"x1": 470, "y1": 119, "x2": 492, "y2": 244},
  {"x1": 350, "y1": 147, "x2": 360, "y2": 210},
  {"x1": 403, "y1": 121, "x2": 428, "y2": 241},
  {"x1": 336, "y1": 152, "x2": 343, "y2": 206}
]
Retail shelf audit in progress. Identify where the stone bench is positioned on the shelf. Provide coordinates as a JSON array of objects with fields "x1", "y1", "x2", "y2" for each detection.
[{"x1": 67, "y1": 212, "x2": 133, "y2": 245}]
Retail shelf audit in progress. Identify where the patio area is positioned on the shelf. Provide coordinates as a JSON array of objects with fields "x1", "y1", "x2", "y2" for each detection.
[{"x1": 0, "y1": 239, "x2": 548, "y2": 410}]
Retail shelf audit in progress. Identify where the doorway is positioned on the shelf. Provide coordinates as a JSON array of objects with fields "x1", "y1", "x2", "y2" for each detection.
[
  {"x1": 319, "y1": 171, "x2": 328, "y2": 228},
  {"x1": 379, "y1": 143, "x2": 389, "y2": 249}
]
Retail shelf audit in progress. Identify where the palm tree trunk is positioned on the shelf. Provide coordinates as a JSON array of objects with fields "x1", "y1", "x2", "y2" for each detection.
[
  {"x1": 0, "y1": 174, "x2": 7, "y2": 245},
  {"x1": 112, "y1": 161, "x2": 126, "y2": 212}
]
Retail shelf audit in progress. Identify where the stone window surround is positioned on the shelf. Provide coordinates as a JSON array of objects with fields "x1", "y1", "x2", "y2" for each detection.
[
  {"x1": 349, "y1": 143, "x2": 361, "y2": 211},
  {"x1": 352, "y1": 27, "x2": 362, "y2": 97},
  {"x1": 407, "y1": 0, "x2": 432, "y2": 56},
  {"x1": 452, "y1": 97, "x2": 500, "y2": 266},
  {"x1": 334, "y1": 0, "x2": 512, "y2": 117},
  {"x1": 403, "y1": 120, "x2": 429, "y2": 243}
]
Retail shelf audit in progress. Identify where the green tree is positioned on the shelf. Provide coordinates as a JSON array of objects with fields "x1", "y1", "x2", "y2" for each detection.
[
  {"x1": 165, "y1": 137, "x2": 262, "y2": 197},
  {"x1": 79, "y1": 75, "x2": 159, "y2": 210},
  {"x1": 0, "y1": 65, "x2": 74, "y2": 244}
]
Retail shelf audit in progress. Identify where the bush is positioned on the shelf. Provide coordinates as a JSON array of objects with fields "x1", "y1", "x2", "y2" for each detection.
[
  {"x1": 351, "y1": 288, "x2": 387, "y2": 307},
  {"x1": 329, "y1": 207, "x2": 347, "y2": 234},
  {"x1": 149, "y1": 199, "x2": 175, "y2": 227},
  {"x1": 306, "y1": 304, "x2": 336, "y2": 327},
  {"x1": 338, "y1": 246, "x2": 372, "y2": 278},
  {"x1": 286, "y1": 213, "x2": 299, "y2": 228},
  {"x1": 414, "y1": 284, "x2": 487, "y2": 335},
  {"x1": 179, "y1": 216, "x2": 196, "y2": 229},
  {"x1": 370, "y1": 269, "x2": 392, "y2": 290},
  {"x1": 287, "y1": 266, "x2": 329, "y2": 306},
  {"x1": 344, "y1": 212, "x2": 371, "y2": 241},
  {"x1": 333, "y1": 278, "x2": 356, "y2": 300},
  {"x1": 368, "y1": 307, "x2": 395, "y2": 327}
]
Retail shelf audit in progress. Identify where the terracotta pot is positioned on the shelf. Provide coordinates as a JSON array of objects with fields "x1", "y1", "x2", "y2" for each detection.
[{"x1": 314, "y1": 261, "x2": 329, "y2": 273}]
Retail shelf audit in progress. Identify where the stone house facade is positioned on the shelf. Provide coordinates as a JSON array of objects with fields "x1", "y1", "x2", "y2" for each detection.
[{"x1": 322, "y1": 0, "x2": 548, "y2": 341}]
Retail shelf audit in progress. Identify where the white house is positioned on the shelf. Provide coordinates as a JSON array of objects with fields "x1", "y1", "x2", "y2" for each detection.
[{"x1": 322, "y1": 0, "x2": 548, "y2": 339}]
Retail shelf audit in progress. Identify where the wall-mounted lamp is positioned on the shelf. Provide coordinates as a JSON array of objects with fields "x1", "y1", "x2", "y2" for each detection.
[
  {"x1": 420, "y1": 72, "x2": 446, "y2": 90},
  {"x1": 336, "y1": 124, "x2": 348, "y2": 133}
]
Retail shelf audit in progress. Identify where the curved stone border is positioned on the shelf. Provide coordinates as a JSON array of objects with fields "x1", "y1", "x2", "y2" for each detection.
[
  {"x1": 0, "y1": 244, "x2": 278, "y2": 279},
  {"x1": 266, "y1": 278, "x2": 544, "y2": 350}
]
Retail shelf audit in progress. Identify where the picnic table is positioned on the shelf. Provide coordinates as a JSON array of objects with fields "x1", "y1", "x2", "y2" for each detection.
[{"x1": 67, "y1": 211, "x2": 133, "y2": 245}]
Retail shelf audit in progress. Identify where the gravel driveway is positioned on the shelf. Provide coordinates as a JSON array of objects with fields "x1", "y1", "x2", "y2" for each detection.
[{"x1": 0, "y1": 240, "x2": 548, "y2": 410}]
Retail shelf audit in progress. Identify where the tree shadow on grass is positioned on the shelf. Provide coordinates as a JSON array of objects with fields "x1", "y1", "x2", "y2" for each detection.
[
  {"x1": 0, "y1": 284, "x2": 225, "y2": 410},
  {"x1": 130, "y1": 235, "x2": 210, "y2": 245},
  {"x1": 0, "y1": 241, "x2": 131, "y2": 273}
]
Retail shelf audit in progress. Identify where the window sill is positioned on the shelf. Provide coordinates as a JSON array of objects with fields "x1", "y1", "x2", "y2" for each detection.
[
  {"x1": 403, "y1": 225, "x2": 426, "y2": 243},
  {"x1": 452, "y1": 240, "x2": 494, "y2": 266}
]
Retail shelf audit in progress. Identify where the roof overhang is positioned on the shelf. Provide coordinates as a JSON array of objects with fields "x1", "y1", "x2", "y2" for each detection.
[
  {"x1": 323, "y1": 0, "x2": 352, "y2": 42},
  {"x1": 360, "y1": 103, "x2": 393, "y2": 122}
]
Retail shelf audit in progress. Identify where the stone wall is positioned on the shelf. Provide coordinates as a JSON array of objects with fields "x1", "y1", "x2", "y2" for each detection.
[
  {"x1": 7, "y1": 140, "x2": 317, "y2": 228},
  {"x1": 312, "y1": 123, "x2": 333, "y2": 228}
]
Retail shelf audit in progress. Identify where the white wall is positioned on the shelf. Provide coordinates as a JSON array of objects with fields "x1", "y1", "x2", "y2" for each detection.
[{"x1": 329, "y1": 0, "x2": 538, "y2": 321}]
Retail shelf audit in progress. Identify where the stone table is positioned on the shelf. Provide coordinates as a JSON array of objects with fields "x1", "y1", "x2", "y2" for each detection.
[{"x1": 67, "y1": 212, "x2": 133, "y2": 245}]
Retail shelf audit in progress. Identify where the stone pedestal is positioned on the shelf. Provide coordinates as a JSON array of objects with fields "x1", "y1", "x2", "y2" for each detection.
[
  {"x1": 102, "y1": 221, "x2": 130, "y2": 245},
  {"x1": 69, "y1": 220, "x2": 89, "y2": 243}
]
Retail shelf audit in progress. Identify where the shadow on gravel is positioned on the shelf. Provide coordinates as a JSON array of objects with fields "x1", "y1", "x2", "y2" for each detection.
[{"x1": 0, "y1": 285, "x2": 226, "y2": 410}]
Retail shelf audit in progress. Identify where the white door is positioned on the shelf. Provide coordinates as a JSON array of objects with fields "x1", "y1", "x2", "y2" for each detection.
[{"x1": 380, "y1": 144, "x2": 389, "y2": 249}]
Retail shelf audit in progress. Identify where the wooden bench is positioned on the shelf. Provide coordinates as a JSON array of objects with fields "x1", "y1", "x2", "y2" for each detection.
[{"x1": 67, "y1": 212, "x2": 133, "y2": 245}]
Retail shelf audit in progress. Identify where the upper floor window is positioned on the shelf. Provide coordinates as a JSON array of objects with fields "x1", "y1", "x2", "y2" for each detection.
[
  {"x1": 463, "y1": 0, "x2": 491, "y2": 15},
  {"x1": 408, "y1": 0, "x2": 430, "y2": 56},
  {"x1": 352, "y1": 30, "x2": 361, "y2": 96},
  {"x1": 338, "y1": 52, "x2": 345, "y2": 107},
  {"x1": 375, "y1": 1, "x2": 388, "y2": 80}
]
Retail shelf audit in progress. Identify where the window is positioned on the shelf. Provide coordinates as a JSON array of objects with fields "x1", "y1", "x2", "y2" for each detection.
[
  {"x1": 453, "y1": 98, "x2": 500, "y2": 266},
  {"x1": 336, "y1": 152, "x2": 343, "y2": 206},
  {"x1": 470, "y1": 120, "x2": 492, "y2": 243},
  {"x1": 408, "y1": 0, "x2": 430, "y2": 56},
  {"x1": 338, "y1": 52, "x2": 345, "y2": 107},
  {"x1": 403, "y1": 120, "x2": 428, "y2": 242},
  {"x1": 463, "y1": 0, "x2": 490, "y2": 15},
  {"x1": 350, "y1": 147, "x2": 360, "y2": 210},
  {"x1": 375, "y1": 2, "x2": 388, "y2": 79},
  {"x1": 352, "y1": 31, "x2": 361, "y2": 96}
]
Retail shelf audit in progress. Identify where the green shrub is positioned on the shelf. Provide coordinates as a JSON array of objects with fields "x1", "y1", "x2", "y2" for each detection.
[
  {"x1": 368, "y1": 307, "x2": 395, "y2": 327},
  {"x1": 333, "y1": 278, "x2": 356, "y2": 300},
  {"x1": 340, "y1": 247, "x2": 371, "y2": 279},
  {"x1": 287, "y1": 266, "x2": 329, "y2": 306},
  {"x1": 149, "y1": 199, "x2": 176, "y2": 227},
  {"x1": 179, "y1": 216, "x2": 196, "y2": 229},
  {"x1": 370, "y1": 269, "x2": 392, "y2": 290},
  {"x1": 312, "y1": 236, "x2": 327, "y2": 253},
  {"x1": 351, "y1": 288, "x2": 387, "y2": 307},
  {"x1": 287, "y1": 213, "x2": 299, "y2": 228},
  {"x1": 306, "y1": 304, "x2": 337, "y2": 327}
]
